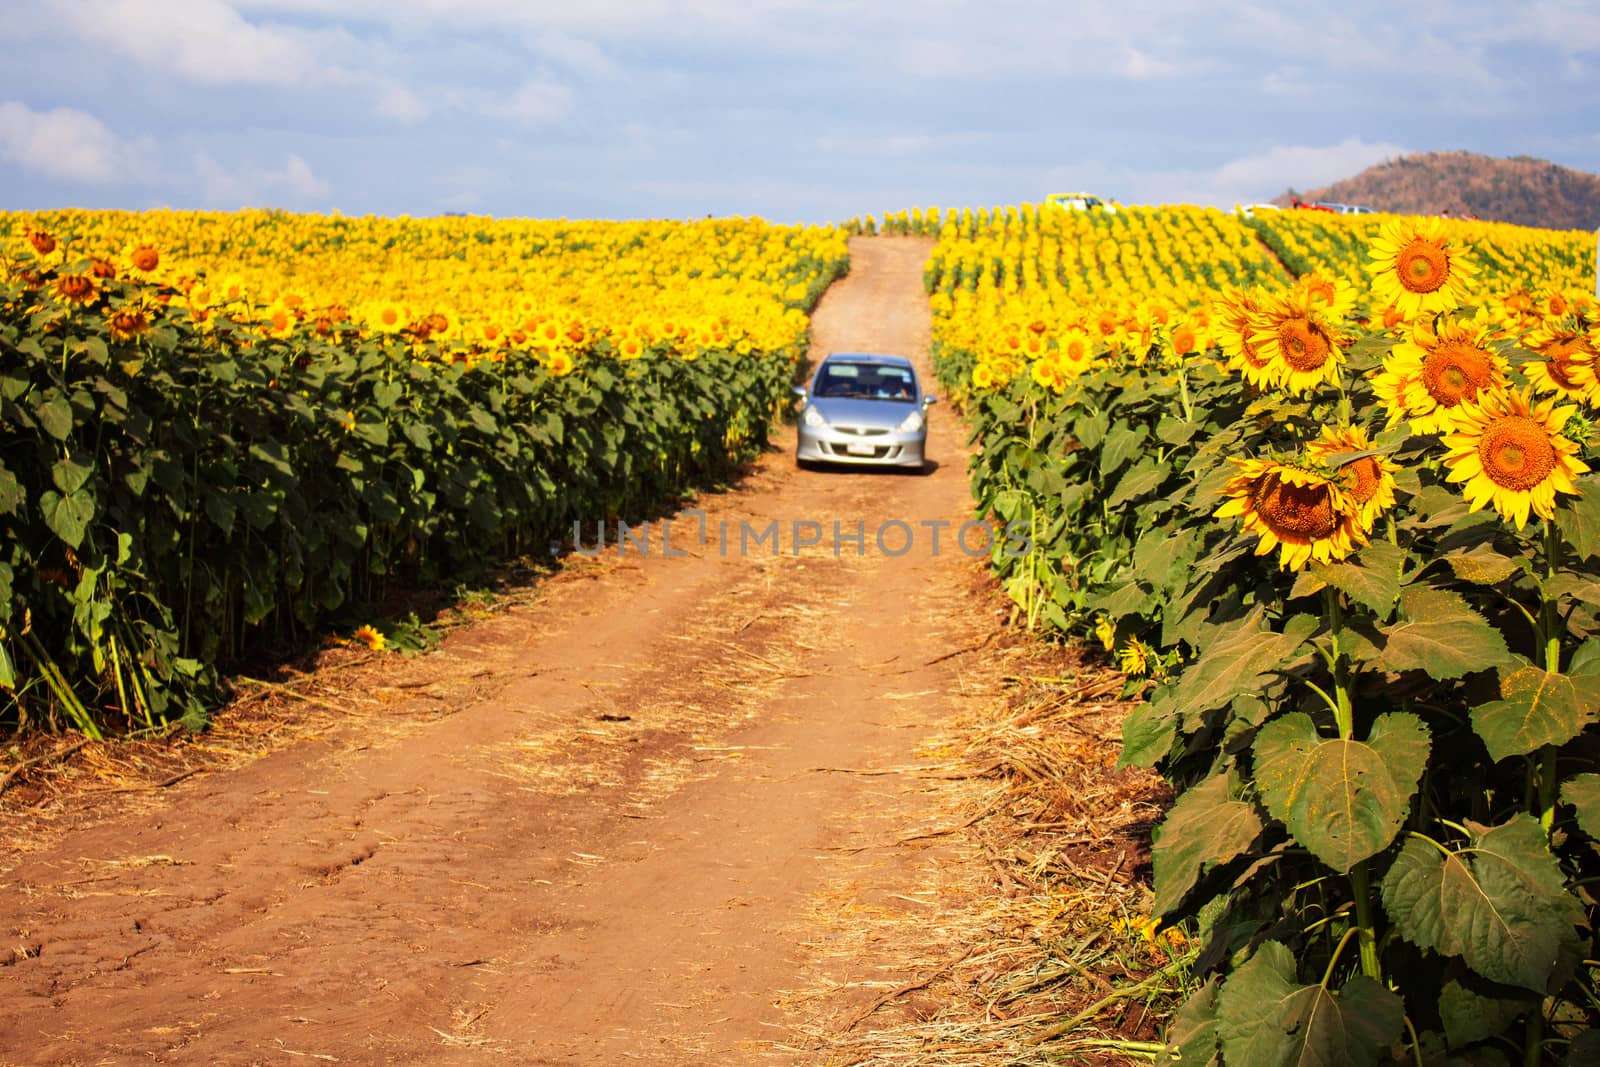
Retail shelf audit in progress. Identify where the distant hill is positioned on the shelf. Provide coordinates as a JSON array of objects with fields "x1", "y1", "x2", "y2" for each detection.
[{"x1": 1272, "y1": 151, "x2": 1600, "y2": 231}]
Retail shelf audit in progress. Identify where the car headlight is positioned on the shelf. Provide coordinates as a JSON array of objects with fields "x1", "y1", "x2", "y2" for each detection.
[
  {"x1": 803, "y1": 406, "x2": 827, "y2": 429},
  {"x1": 897, "y1": 410, "x2": 925, "y2": 433}
]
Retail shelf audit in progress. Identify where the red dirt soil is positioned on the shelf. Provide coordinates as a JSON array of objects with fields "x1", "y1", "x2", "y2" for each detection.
[{"x1": 0, "y1": 236, "x2": 1010, "y2": 1065}]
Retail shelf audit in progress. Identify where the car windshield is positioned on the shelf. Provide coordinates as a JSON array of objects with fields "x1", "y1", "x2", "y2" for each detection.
[{"x1": 814, "y1": 362, "x2": 916, "y2": 401}]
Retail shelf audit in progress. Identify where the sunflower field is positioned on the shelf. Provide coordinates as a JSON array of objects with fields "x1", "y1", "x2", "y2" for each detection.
[
  {"x1": 927, "y1": 203, "x2": 1600, "y2": 1063},
  {"x1": 0, "y1": 211, "x2": 847, "y2": 737}
]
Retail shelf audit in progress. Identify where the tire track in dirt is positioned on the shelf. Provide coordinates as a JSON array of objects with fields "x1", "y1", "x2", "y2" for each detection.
[{"x1": 0, "y1": 236, "x2": 996, "y2": 1065}]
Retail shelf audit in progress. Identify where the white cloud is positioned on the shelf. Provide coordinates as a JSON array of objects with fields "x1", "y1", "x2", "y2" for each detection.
[
  {"x1": 494, "y1": 79, "x2": 574, "y2": 124},
  {"x1": 1041, "y1": 138, "x2": 1411, "y2": 209},
  {"x1": 48, "y1": 0, "x2": 328, "y2": 85},
  {"x1": 377, "y1": 84, "x2": 429, "y2": 122},
  {"x1": 532, "y1": 31, "x2": 617, "y2": 78},
  {"x1": 0, "y1": 100, "x2": 130, "y2": 183},
  {"x1": 193, "y1": 149, "x2": 331, "y2": 206},
  {"x1": 1210, "y1": 139, "x2": 1410, "y2": 199}
]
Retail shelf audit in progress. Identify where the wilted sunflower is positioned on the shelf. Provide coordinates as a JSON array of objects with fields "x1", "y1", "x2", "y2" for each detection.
[
  {"x1": 1442, "y1": 387, "x2": 1589, "y2": 528},
  {"x1": 1306, "y1": 425, "x2": 1400, "y2": 533},
  {"x1": 25, "y1": 227, "x2": 56, "y2": 256},
  {"x1": 52, "y1": 272, "x2": 99, "y2": 306},
  {"x1": 1379, "y1": 314, "x2": 1508, "y2": 433},
  {"x1": 1369, "y1": 218, "x2": 1476, "y2": 317},
  {"x1": 106, "y1": 302, "x2": 153, "y2": 341},
  {"x1": 1523, "y1": 321, "x2": 1600, "y2": 407},
  {"x1": 1215, "y1": 459, "x2": 1362, "y2": 570}
]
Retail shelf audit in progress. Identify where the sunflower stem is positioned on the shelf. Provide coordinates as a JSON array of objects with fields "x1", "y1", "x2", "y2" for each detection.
[
  {"x1": 1348, "y1": 862, "x2": 1382, "y2": 982},
  {"x1": 1325, "y1": 589, "x2": 1354, "y2": 740},
  {"x1": 1524, "y1": 1005, "x2": 1544, "y2": 1067},
  {"x1": 1323, "y1": 586, "x2": 1380, "y2": 980},
  {"x1": 1537, "y1": 518, "x2": 1563, "y2": 835}
]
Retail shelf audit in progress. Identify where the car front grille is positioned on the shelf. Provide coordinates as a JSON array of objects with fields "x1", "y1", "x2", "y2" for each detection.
[{"x1": 823, "y1": 442, "x2": 899, "y2": 460}]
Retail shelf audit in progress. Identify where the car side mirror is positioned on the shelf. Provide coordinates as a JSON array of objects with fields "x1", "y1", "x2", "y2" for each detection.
[
  {"x1": 792, "y1": 386, "x2": 808, "y2": 400},
  {"x1": 922, "y1": 394, "x2": 938, "y2": 406}
]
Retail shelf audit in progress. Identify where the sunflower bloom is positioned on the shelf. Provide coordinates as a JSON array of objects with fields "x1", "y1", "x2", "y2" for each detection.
[
  {"x1": 1442, "y1": 388, "x2": 1589, "y2": 528},
  {"x1": 366, "y1": 300, "x2": 409, "y2": 336},
  {"x1": 1215, "y1": 460, "x2": 1362, "y2": 571},
  {"x1": 1369, "y1": 218, "x2": 1477, "y2": 317},
  {"x1": 52, "y1": 273, "x2": 99, "y2": 306},
  {"x1": 1248, "y1": 288, "x2": 1348, "y2": 394},
  {"x1": 25, "y1": 227, "x2": 56, "y2": 256},
  {"x1": 351, "y1": 625, "x2": 386, "y2": 652},
  {"x1": 1212, "y1": 288, "x2": 1278, "y2": 389},
  {"x1": 106, "y1": 303, "x2": 153, "y2": 341},
  {"x1": 126, "y1": 243, "x2": 161, "y2": 274},
  {"x1": 1117, "y1": 638, "x2": 1153, "y2": 677},
  {"x1": 1379, "y1": 314, "x2": 1509, "y2": 433},
  {"x1": 1523, "y1": 322, "x2": 1600, "y2": 407},
  {"x1": 547, "y1": 351, "x2": 575, "y2": 376},
  {"x1": 1306, "y1": 425, "x2": 1400, "y2": 533}
]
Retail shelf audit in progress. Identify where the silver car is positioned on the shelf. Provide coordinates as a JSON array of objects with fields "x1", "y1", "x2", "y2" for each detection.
[{"x1": 793, "y1": 352, "x2": 936, "y2": 470}]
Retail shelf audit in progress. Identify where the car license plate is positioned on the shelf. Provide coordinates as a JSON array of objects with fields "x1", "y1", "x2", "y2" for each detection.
[{"x1": 846, "y1": 442, "x2": 876, "y2": 456}]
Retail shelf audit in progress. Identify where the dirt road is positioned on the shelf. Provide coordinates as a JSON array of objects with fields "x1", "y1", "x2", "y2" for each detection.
[{"x1": 0, "y1": 237, "x2": 1003, "y2": 1065}]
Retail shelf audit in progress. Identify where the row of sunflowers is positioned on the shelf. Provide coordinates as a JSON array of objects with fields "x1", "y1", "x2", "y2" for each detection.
[
  {"x1": 0, "y1": 211, "x2": 848, "y2": 736},
  {"x1": 918, "y1": 204, "x2": 1600, "y2": 1063}
]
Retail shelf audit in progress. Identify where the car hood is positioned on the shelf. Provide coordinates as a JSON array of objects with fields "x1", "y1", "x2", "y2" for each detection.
[{"x1": 810, "y1": 397, "x2": 918, "y2": 429}]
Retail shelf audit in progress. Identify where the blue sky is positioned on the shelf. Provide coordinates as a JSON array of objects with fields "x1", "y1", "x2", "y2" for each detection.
[{"x1": 2, "y1": 0, "x2": 1597, "y2": 223}]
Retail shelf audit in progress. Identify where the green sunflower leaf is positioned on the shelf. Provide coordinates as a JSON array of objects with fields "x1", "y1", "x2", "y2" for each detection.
[
  {"x1": 1562, "y1": 774, "x2": 1600, "y2": 839},
  {"x1": 1215, "y1": 941, "x2": 1404, "y2": 1067},
  {"x1": 39, "y1": 488, "x2": 94, "y2": 550},
  {"x1": 1470, "y1": 659, "x2": 1600, "y2": 762},
  {"x1": 1151, "y1": 772, "x2": 1262, "y2": 916},
  {"x1": 1312, "y1": 540, "x2": 1407, "y2": 618},
  {"x1": 1163, "y1": 976, "x2": 1221, "y2": 1067},
  {"x1": 1376, "y1": 586, "x2": 1513, "y2": 680},
  {"x1": 1438, "y1": 543, "x2": 1521, "y2": 585},
  {"x1": 1554, "y1": 477, "x2": 1600, "y2": 560},
  {"x1": 1172, "y1": 610, "x2": 1319, "y2": 726},
  {"x1": 1381, "y1": 815, "x2": 1584, "y2": 993},
  {"x1": 1438, "y1": 980, "x2": 1529, "y2": 1051},
  {"x1": 1253, "y1": 711, "x2": 1429, "y2": 872}
]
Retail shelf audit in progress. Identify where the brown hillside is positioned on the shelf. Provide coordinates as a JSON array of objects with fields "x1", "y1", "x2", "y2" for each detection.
[{"x1": 1272, "y1": 151, "x2": 1600, "y2": 230}]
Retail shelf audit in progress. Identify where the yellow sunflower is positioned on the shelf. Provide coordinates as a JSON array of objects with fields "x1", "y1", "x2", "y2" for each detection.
[
  {"x1": 351, "y1": 625, "x2": 386, "y2": 652},
  {"x1": 1381, "y1": 314, "x2": 1509, "y2": 433},
  {"x1": 1057, "y1": 329, "x2": 1096, "y2": 372},
  {"x1": 1212, "y1": 288, "x2": 1279, "y2": 389},
  {"x1": 1523, "y1": 322, "x2": 1600, "y2": 407},
  {"x1": 1369, "y1": 218, "x2": 1477, "y2": 317},
  {"x1": 1215, "y1": 459, "x2": 1363, "y2": 571},
  {"x1": 1030, "y1": 356, "x2": 1066, "y2": 394},
  {"x1": 1248, "y1": 287, "x2": 1348, "y2": 394},
  {"x1": 547, "y1": 351, "x2": 575, "y2": 377},
  {"x1": 124, "y1": 242, "x2": 161, "y2": 274},
  {"x1": 1442, "y1": 388, "x2": 1589, "y2": 528},
  {"x1": 1306, "y1": 425, "x2": 1400, "y2": 533},
  {"x1": 365, "y1": 299, "x2": 409, "y2": 336}
]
